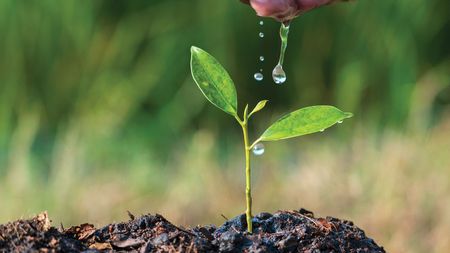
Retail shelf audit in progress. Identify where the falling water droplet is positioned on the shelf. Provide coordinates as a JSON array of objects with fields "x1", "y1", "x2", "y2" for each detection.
[
  {"x1": 259, "y1": 21, "x2": 264, "y2": 26},
  {"x1": 260, "y1": 68, "x2": 263, "y2": 72},
  {"x1": 252, "y1": 143, "x2": 265, "y2": 156},
  {"x1": 272, "y1": 23, "x2": 290, "y2": 84},
  {"x1": 254, "y1": 72, "x2": 264, "y2": 81},
  {"x1": 320, "y1": 129, "x2": 325, "y2": 132},
  {"x1": 259, "y1": 32, "x2": 264, "y2": 38},
  {"x1": 259, "y1": 56, "x2": 265, "y2": 62},
  {"x1": 272, "y1": 64, "x2": 286, "y2": 84},
  {"x1": 337, "y1": 120, "x2": 343, "y2": 124}
]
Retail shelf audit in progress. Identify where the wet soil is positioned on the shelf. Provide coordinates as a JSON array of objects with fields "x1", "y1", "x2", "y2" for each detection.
[{"x1": 0, "y1": 209, "x2": 385, "y2": 252}]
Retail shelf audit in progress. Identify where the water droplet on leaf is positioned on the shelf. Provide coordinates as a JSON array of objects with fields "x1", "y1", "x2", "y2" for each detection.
[
  {"x1": 337, "y1": 120, "x2": 343, "y2": 124},
  {"x1": 252, "y1": 143, "x2": 265, "y2": 156},
  {"x1": 254, "y1": 72, "x2": 264, "y2": 81},
  {"x1": 272, "y1": 64, "x2": 286, "y2": 84},
  {"x1": 259, "y1": 32, "x2": 264, "y2": 38},
  {"x1": 320, "y1": 129, "x2": 325, "y2": 132},
  {"x1": 259, "y1": 56, "x2": 265, "y2": 62},
  {"x1": 259, "y1": 21, "x2": 264, "y2": 26}
]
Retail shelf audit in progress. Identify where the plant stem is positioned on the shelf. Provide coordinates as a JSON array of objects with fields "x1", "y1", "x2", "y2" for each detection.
[
  {"x1": 239, "y1": 118, "x2": 253, "y2": 233},
  {"x1": 249, "y1": 138, "x2": 262, "y2": 151}
]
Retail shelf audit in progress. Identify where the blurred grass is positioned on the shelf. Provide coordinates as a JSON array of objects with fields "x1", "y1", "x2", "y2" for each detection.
[{"x1": 0, "y1": 0, "x2": 449, "y2": 252}]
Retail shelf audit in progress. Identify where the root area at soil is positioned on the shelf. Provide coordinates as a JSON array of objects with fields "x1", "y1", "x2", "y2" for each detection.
[{"x1": 0, "y1": 209, "x2": 385, "y2": 252}]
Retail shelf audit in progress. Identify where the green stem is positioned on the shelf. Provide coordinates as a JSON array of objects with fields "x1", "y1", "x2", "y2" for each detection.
[
  {"x1": 249, "y1": 138, "x2": 262, "y2": 151},
  {"x1": 239, "y1": 118, "x2": 253, "y2": 233}
]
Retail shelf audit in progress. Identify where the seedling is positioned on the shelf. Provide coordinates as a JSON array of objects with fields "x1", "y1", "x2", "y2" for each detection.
[{"x1": 190, "y1": 46, "x2": 353, "y2": 233}]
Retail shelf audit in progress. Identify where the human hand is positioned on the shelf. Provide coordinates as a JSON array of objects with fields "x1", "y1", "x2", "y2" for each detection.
[{"x1": 240, "y1": 0, "x2": 350, "y2": 23}]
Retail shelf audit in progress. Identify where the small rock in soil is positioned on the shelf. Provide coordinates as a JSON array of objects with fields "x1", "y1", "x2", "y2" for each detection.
[{"x1": 0, "y1": 209, "x2": 385, "y2": 253}]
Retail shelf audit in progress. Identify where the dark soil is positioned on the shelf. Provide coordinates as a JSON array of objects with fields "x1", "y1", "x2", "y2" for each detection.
[{"x1": 0, "y1": 209, "x2": 385, "y2": 253}]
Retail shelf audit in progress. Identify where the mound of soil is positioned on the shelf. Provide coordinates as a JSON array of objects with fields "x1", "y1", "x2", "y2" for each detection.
[{"x1": 0, "y1": 209, "x2": 385, "y2": 253}]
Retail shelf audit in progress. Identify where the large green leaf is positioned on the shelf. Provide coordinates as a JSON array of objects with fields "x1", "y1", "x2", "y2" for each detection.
[
  {"x1": 260, "y1": 106, "x2": 353, "y2": 142},
  {"x1": 190, "y1": 46, "x2": 238, "y2": 116}
]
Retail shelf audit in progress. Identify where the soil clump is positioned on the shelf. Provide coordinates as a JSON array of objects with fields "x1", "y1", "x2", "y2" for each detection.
[{"x1": 0, "y1": 209, "x2": 385, "y2": 252}]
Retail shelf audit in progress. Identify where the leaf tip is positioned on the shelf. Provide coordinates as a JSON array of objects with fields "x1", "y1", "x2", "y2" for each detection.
[
  {"x1": 191, "y1": 46, "x2": 201, "y2": 55},
  {"x1": 344, "y1": 112, "x2": 353, "y2": 119}
]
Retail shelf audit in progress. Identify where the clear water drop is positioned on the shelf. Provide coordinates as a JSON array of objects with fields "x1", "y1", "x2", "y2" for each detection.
[
  {"x1": 337, "y1": 120, "x2": 343, "y2": 124},
  {"x1": 259, "y1": 56, "x2": 265, "y2": 62},
  {"x1": 252, "y1": 143, "x2": 265, "y2": 156},
  {"x1": 272, "y1": 23, "x2": 290, "y2": 84},
  {"x1": 260, "y1": 68, "x2": 263, "y2": 72},
  {"x1": 259, "y1": 21, "x2": 264, "y2": 26},
  {"x1": 272, "y1": 64, "x2": 287, "y2": 84},
  {"x1": 254, "y1": 72, "x2": 264, "y2": 81},
  {"x1": 259, "y1": 32, "x2": 264, "y2": 38},
  {"x1": 320, "y1": 129, "x2": 325, "y2": 132}
]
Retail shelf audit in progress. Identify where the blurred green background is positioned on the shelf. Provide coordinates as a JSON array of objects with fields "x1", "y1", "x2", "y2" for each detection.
[{"x1": 1, "y1": 0, "x2": 449, "y2": 252}]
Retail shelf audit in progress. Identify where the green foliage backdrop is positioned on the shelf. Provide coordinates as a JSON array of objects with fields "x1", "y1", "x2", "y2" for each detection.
[{"x1": 0, "y1": 1, "x2": 449, "y2": 252}]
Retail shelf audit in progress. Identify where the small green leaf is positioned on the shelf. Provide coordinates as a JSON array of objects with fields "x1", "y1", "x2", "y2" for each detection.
[
  {"x1": 260, "y1": 105, "x2": 353, "y2": 142},
  {"x1": 190, "y1": 46, "x2": 238, "y2": 116},
  {"x1": 248, "y1": 100, "x2": 268, "y2": 118}
]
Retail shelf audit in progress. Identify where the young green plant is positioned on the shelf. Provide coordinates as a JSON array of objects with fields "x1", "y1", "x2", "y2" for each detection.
[{"x1": 190, "y1": 46, "x2": 353, "y2": 233}]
